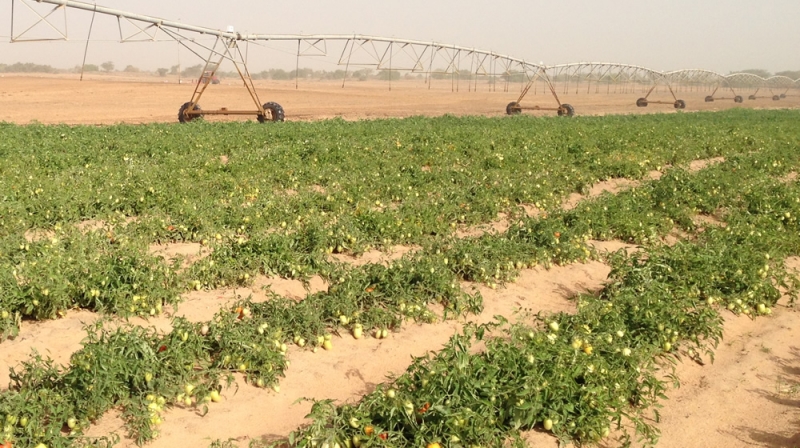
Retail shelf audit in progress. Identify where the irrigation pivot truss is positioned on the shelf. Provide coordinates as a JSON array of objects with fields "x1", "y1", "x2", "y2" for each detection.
[{"x1": 8, "y1": 0, "x2": 800, "y2": 121}]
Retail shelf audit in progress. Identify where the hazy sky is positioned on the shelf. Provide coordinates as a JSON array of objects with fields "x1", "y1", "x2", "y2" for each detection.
[{"x1": 1, "y1": 0, "x2": 798, "y2": 74}]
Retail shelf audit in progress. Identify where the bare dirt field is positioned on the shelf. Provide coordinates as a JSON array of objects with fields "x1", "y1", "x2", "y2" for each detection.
[
  {"x1": 1, "y1": 73, "x2": 798, "y2": 125},
  {"x1": 0, "y1": 74, "x2": 798, "y2": 447}
]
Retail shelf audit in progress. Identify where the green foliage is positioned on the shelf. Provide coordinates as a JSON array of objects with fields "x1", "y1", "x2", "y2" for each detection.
[{"x1": 0, "y1": 110, "x2": 799, "y2": 447}]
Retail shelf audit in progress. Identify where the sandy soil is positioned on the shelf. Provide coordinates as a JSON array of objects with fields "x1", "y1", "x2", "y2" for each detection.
[
  {"x1": 1, "y1": 73, "x2": 798, "y2": 125},
  {"x1": 0, "y1": 74, "x2": 799, "y2": 447}
]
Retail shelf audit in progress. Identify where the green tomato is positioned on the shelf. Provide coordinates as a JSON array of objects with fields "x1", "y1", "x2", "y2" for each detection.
[
  {"x1": 210, "y1": 390, "x2": 222, "y2": 402},
  {"x1": 349, "y1": 417, "x2": 360, "y2": 428}
]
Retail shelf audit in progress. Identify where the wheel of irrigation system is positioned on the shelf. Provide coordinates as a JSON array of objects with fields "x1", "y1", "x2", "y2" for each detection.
[
  {"x1": 178, "y1": 102, "x2": 202, "y2": 123},
  {"x1": 748, "y1": 94, "x2": 757, "y2": 100},
  {"x1": 506, "y1": 101, "x2": 522, "y2": 115},
  {"x1": 674, "y1": 99, "x2": 686, "y2": 109},
  {"x1": 636, "y1": 98, "x2": 648, "y2": 108},
  {"x1": 773, "y1": 95, "x2": 780, "y2": 101},
  {"x1": 704, "y1": 96, "x2": 714, "y2": 103},
  {"x1": 557, "y1": 104, "x2": 575, "y2": 117},
  {"x1": 780, "y1": 93, "x2": 787, "y2": 99},
  {"x1": 734, "y1": 96, "x2": 744, "y2": 103},
  {"x1": 257, "y1": 102, "x2": 286, "y2": 123}
]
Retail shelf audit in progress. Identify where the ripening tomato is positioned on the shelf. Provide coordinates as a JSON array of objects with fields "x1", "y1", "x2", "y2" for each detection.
[
  {"x1": 352, "y1": 324, "x2": 363, "y2": 339},
  {"x1": 378, "y1": 433, "x2": 387, "y2": 441},
  {"x1": 210, "y1": 390, "x2": 221, "y2": 402},
  {"x1": 427, "y1": 443, "x2": 441, "y2": 448},
  {"x1": 364, "y1": 426, "x2": 374, "y2": 436}
]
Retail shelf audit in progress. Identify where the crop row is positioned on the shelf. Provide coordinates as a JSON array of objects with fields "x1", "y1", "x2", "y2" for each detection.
[
  {"x1": 2, "y1": 110, "x2": 797, "y2": 336},
  {"x1": 0, "y1": 113, "x2": 798, "y2": 447},
  {"x1": 265, "y1": 131, "x2": 800, "y2": 447}
]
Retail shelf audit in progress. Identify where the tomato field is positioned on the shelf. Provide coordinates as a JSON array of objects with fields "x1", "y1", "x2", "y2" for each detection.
[{"x1": 0, "y1": 110, "x2": 799, "y2": 448}]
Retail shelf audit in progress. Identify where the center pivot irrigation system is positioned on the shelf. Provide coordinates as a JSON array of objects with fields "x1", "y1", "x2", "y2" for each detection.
[{"x1": 8, "y1": 0, "x2": 800, "y2": 122}]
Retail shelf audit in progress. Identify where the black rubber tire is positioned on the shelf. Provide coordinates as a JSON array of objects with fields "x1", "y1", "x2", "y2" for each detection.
[
  {"x1": 557, "y1": 103, "x2": 575, "y2": 117},
  {"x1": 506, "y1": 101, "x2": 522, "y2": 115},
  {"x1": 704, "y1": 96, "x2": 714, "y2": 103},
  {"x1": 674, "y1": 99, "x2": 686, "y2": 109},
  {"x1": 773, "y1": 95, "x2": 780, "y2": 101},
  {"x1": 748, "y1": 94, "x2": 757, "y2": 100},
  {"x1": 178, "y1": 102, "x2": 202, "y2": 123},
  {"x1": 734, "y1": 95, "x2": 744, "y2": 103},
  {"x1": 258, "y1": 102, "x2": 285, "y2": 123},
  {"x1": 636, "y1": 98, "x2": 648, "y2": 108},
  {"x1": 780, "y1": 93, "x2": 787, "y2": 99}
]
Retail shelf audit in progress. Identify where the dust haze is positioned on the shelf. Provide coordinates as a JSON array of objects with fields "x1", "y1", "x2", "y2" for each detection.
[{"x1": 1, "y1": 0, "x2": 798, "y2": 74}]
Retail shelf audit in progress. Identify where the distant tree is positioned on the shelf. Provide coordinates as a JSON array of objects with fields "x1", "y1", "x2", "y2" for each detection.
[
  {"x1": 733, "y1": 69, "x2": 771, "y2": 78},
  {"x1": 270, "y1": 68, "x2": 290, "y2": 80},
  {"x1": 101, "y1": 61, "x2": 115, "y2": 72},
  {"x1": 123, "y1": 65, "x2": 140, "y2": 73},
  {"x1": 328, "y1": 69, "x2": 347, "y2": 80},
  {"x1": 83, "y1": 64, "x2": 99, "y2": 72},
  {"x1": 181, "y1": 64, "x2": 202, "y2": 77},
  {"x1": 377, "y1": 69, "x2": 401, "y2": 81},
  {"x1": 156, "y1": 68, "x2": 169, "y2": 77},
  {"x1": 775, "y1": 70, "x2": 800, "y2": 79},
  {"x1": 431, "y1": 69, "x2": 450, "y2": 80},
  {"x1": 500, "y1": 71, "x2": 526, "y2": 82},
  {"x1": 0, "y1": 62, "x2": 58, "y2": 73},
  {"x1": 170, "y1": 65, "x2": 180, "y2": 75},
  {"x1": 289, "y1": 68, "x2": 314, "y2": 79},
  {"x1": 352, "y1": 68, "x2": 372, "y2": 81}
]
